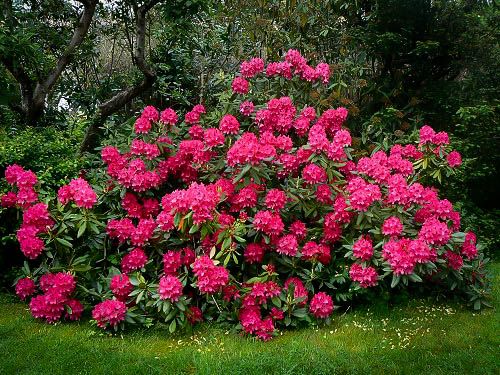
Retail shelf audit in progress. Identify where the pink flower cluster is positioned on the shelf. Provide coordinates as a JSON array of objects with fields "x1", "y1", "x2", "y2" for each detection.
[
  {"x1": 92, "y1": 299, "x2": 127, "y2": 328},
  {"x1": 349, "y1": 264, "x2": 378, "y2": 288},
  {"x1": 162, "y1": 182, "x2": 221, "y2": 224},
  {"x1": 58, "y1": 178, "x2": 97, "y2": 208},
  {"x1": 102, "y1": 146, "x2": 161, "y2": 192},
  {"x1": 239, "y1": 281, "x2": 284, "y2": 340},
  {"x1": 192, "y1": 256, "x2": 229, "y2": 294},
  {"x1": 15, "y1": 277, "x2": 36, "y2": 300},
  {"x1": 1, "y1": 164, "x2": 38, "y2": 208},
  {"x1": 226, "y1": 132, "x2": 277, "y2": 167},
  {"x1": 29, "y1": 272, "x2": 83, "y2": 323},
  {"x1": 382, "y1": 238, "x2": 436, "y2": 275},
  {"x1": 352, "y1": 235, "x2": 373, "y2": 261},
  {"x1": 309, "y1": 292, "x2": 334, "y2": 318},
  {"x1": 121, "y1": 248, "x2": 148, "y2": 273},
  {"x1": 16, "y1": 203, "x2": 53, "y2": 259},
  {"x1": 418, "y1": 125, "x2": 462, "y2": 168},
  {"x1": 110, "y1": 274, "x2": 133, "y2": 301},
  {"x1": 253, "y1": 210, "x2": 285, "y2": 237},
  {"x1": 158, "y1": 275, "x2": 183, "y2": 301},
  {"x1": 106, "y1": 218, "x2": 156, "y2": 246}
]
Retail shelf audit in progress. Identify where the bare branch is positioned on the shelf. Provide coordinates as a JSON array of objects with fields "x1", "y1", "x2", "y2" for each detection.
[{"x1": 31, "y1": 0, "x2": 98, "y2": 118}]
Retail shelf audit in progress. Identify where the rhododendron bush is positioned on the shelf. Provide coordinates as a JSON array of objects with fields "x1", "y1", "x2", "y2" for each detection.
[{"x1": 1, "y1": 50, "x2": 490, "y2": 340}]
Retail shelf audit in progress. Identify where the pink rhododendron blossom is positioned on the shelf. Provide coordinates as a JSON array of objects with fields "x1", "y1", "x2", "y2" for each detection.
[
  {"x1": 158, "y1": 275, "x2": 183, "y2": 301},
  {"x1": 92, "y1": 300, "x2": 127, "y2": 328},
  {"x1": 121, "y1": 248, "x2": 148, "y2": 273},
  {"x1": 447, "y1": 151, "x2": 462, "y2": 168},
  {"x1": 277, "y1": 234, "x2": 298, "y2": 256},
  {"x1": 239, "y1": 101, "x2": 255, "y2": 116},
  {"x1": 219, "y1": 114, "x2": 240, "y2": 134},
  {"x1": 15, "y1": 277, "x2": 36, "y2": 300},
  {"x1": 110, "y1": 274, "x2": 133, "y2": 302},
  {"x1": 352, "y1": 235, "x2": 373, "y2": 261},
  {"x1": 244, "y1": 243, "x2": 266, "y2": 263},
  {"x1": 192, "y1": 256, "x2": 229, "y2": 294},
  {"x1": 302, "y1": 163, "x2": 327, "y2": 184},
  {"x1": 349, "y1": 264, "x2": 378, "y2": 288},
  {"x1": 382, "y1": 216, "x2": 404, "y2": 237},
  {"x1": 231, "y1": 77, "x2": 249, "y2": 94},
  {"x1": 253, "y1": 210, "x2": 285, "y2": 236},
  {"x1": 160, "y1": 108, "x2": 178, "y2": 125},
  {"x1": 309, "y1": 292, "x2": 333, "y2": 318}
]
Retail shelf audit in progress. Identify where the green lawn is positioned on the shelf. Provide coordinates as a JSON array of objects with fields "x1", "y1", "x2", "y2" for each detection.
[{"x1": 1, "y1": 265, "x2": 499, "y2": 375}]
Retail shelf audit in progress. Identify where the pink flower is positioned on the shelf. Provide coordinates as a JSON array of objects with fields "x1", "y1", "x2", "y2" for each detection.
[
  {"x1": 315, "y1": 63, "x2": 331, "y2": 84},
  {"x1": 110, "y1": 274, "x2": 133, "y2": 302},
  {"x1": 277, "y1": 234, "x2": 298, "y2": 256},
  {"x1": 142, "y1": 105, "x2": 159, "y2": 122},
  {"x1": 156, "y1": 211, "x2": 175, "y2": 232},
  {"x1": 382, "y1": 216, "x2": 404, "y2": 237},
  {"x1": 65, "y1": 299, "x2": 84, "y2": 321},
  {"x1": 29, "y1": 294, "x2": 65, "y2": 323},
  {"x1": 352, "y1": 235, "x2": 373, "y2": 261},
  {"x1": 290, "y1": 220, "x2": 307, "y2": 240},
  {"x1": 192, "y1": 256, "x2": 229, "y2": 294},
  {"x1": 447, "y1": 151, "x2": 462, "y2": 168},
  {"x1": 240, "y1": 57, "x2": 265, "y2": 78},
  {"x1": 265, "y1": 189, "x2": 287, "y2": 211},
  {"x1": 219, "y1": 114, "x2": 240, "y2": 135},
  {"x1": 462, "y1": 231, "x2": 478, "y2": 260},
  {"x1": 160, "y1": 108, "x2": 178, "y2": 125},
  {"x1": 244, "y1": 243, "x2": 266, "y2": 264},
  {"x1": 163, "y1": 250, "x2": 182, "y2": 275},
  {"x1": 1, "y1": 191, "x2": 18, "y2": 207},
  {"x1": 39, "y1": 272, "x2": 76, "y2": 297},
  {"x1": 302, "y1": 164, "x2": 327, "y2": 184},
  {"x1": 92, "y1": 299, "x2": 127, "y2": 328},
  {"x1": 419, "y1": 125, "x2": 436, "y2": 144},
  {"x1": 158, "y1": 275, "x2": 183, "y2": 301},
  {"x1": 316, "y1": 184, "x2": 333, "y2": 204},
  {"x1": 134, "y1": 116, "x2": 151, "y2": 134},
  {"x1": 239, "y1": 101, "x2": 255, "y2": 116},
  {"x1": 309, "y1": 292, "x2": 333, "y2": 318},
  {"x1": 382, "y1": 239, "x2": 418, "y2": 275},
  {"x1": 445, "y1": 250, "x2": 463, "y2": 270},
  {"x1": 433, "y1": 131, "x2": 449, "y2": 145},
  {"x1": 283, "y1": 277, "x2": 308, "y2": 305},
  {"x1": 231, "y1": 77, "x2": 249, "y2": 94},
  {"x1": 418, "y1": 218, "x2": 451, "y2": 246},
  {"x1": 253, "y1": 210, "x2": 285, "y2": 236},
  {"x1": 121, "y1": 248, "x2": 148, "y2": 273},
  {"x1": 349, "y1": 264, "x2": 378, "y2": 288},
  {"x1": 204, "y1": 128, "x2": 225, "y2": 148},
  {"x1": 15, "y1": 277, "x2": 36, "y2": 300}
]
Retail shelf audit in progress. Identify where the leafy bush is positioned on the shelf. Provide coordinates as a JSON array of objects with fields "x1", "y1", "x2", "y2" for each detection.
[
  {"x1": 0, "y1": 122, "x2": 87, "y2": 288},
  {"x1": 0, "y1": 51, "x2": 490, "y2": 340}
]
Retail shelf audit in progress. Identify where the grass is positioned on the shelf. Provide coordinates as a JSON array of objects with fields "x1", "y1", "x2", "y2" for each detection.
[{"x1": 1, "y1": 265, "x2": 499, "y2": 375}]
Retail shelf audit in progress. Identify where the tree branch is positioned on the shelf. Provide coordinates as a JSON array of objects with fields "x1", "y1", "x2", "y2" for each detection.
[
  {"x1": 80, "y1": 0, "x2": 161, "y2": 152},
  {"x1": 30, "y1": 0, "x2": 98, "y2": 120}
]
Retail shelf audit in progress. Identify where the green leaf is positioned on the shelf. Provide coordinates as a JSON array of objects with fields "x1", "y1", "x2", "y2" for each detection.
[
  {"x1": 390, "y1": 274, "x2": 400, "y2": 288},
  {"x1": 135, "y1": 290, "x2": 144, "y2": 304},
  {"x1": 292, "y1": 308, "x2": 308, "y2": 318},
  {"x1": 271, "y1": 297, "x2": 281, "y2": 308},
  {"x1": 73, "y1": 264, "x2": 92, "y2": 272},
  {"x1": 55, "y1": 237, "x2": 73, "y2": 248},
  {"x1": 76, "y1": 220, "x2": 86, "y2": 238},
  {"x1": 169, "y1": 319, "x2": 177, "y2": 333},
  {"x1": 233, "y1": 164, "x2": 252, "y2": 183}
]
